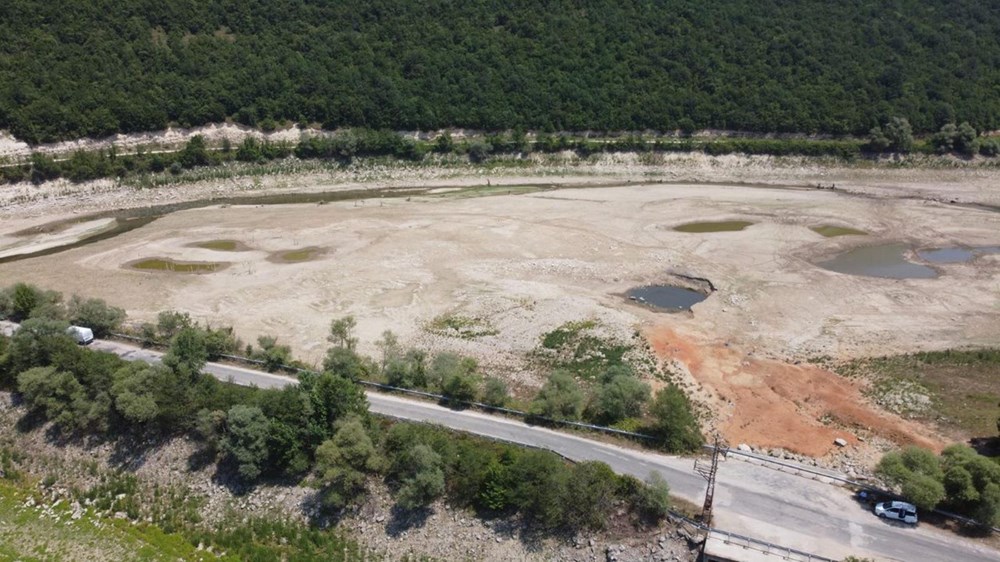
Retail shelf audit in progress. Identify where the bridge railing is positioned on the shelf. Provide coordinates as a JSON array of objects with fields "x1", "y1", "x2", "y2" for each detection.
[{"x1": 667, "y1": 511, "x2": 839, "y2": 562}]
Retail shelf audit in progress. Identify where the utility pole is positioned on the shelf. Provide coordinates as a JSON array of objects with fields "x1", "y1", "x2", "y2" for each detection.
[{"x1": 694, "y1": 433, "x2": 728, "y2": 526}]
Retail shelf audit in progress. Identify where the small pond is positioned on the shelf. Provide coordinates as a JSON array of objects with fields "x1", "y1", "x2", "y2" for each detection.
[
  {"x1": 917, "y1": 246, "x2": 1000, "y2": 264},
  {"x1": 268, "y1": 247, "x2": 324, "y2": 263},
  {"x1": 674, "y1": 220, "x2": 754, "y2": 233},
  {"x1": 627, "y1": 285, "x2": 709, "y2": 311},
  {"x1": 818, "y1": 244, "x2": 937, "y2": 279},
  {"x1": 129, "y1": 258, "x2": 227, "y2": 273},
  {"x1": 189, "y1": 239, "x2": 250, "y2": 251},
  {"x1": 810, "y1": 225, "x2": 867, "y2": 238}
]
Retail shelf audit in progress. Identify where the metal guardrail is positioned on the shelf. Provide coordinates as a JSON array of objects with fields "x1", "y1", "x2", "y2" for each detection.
[
  {"x1": 109, "y1": 331, "x2": 1000, "y2": 533},
  {"x1": 667, "y1": 511, "x2": 839, "y2": 562},
  {"x1": 710, "y1": 446, "x2": 857, "y2": 485},
  {"x1": 706, "y1": 528, "x2": 840, "y2": 562},
  {"x1": 357, "y1": 378, "x2": 663, "y2": 440}
]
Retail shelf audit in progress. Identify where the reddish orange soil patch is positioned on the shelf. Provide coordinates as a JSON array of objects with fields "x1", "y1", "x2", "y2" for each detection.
[{"x1": 646, "y1": 327, "x2": 943, "y2": 457}]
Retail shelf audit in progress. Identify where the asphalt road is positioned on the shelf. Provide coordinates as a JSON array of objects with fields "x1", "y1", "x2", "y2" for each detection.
[{"x1": 16, "y1": 335, "x2": 990, "y2": 561}]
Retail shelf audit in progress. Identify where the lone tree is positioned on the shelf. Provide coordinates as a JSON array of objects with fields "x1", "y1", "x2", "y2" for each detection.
[
  {"x1": 67, "y1": 295, "x2": 125, "y2": 337},
  {"x1": 562, "y1": 461, "x2": 619, "y2": 530},
  {"x1": 156, "y1": 310, "x2": 192, "y2": 340},
  {"x1": 222, "y1": 404, "x2": 270, "y2": 481},
  {"x1": 162, "y1": 327, "x2": 208, "y2": 380},
  {"x1": 481, "y1": 377, "x2": 510, "y2": 407},
  {"x1": 395, "y1": 444, "x2": 445, "y2": 510},
  {"x1": 2, "y1": 283, "x2": 61, "y2": 322},
  {"x1": 530, "y1": 370, "x2": 584, "y2": 420},
  {"x1": 17, "y1": 366, "x2": 85, "y2": 428},
  {"x1": 253, "y1": 335, "x2": 291, "y2": 372},
  {"x1": 648, "y1": 384, "x2": 704, "y2": 452},
  {"x1": 110, "y1": 362, "x2": 164, "y2": 424},
  {"x1": 5, "y1": 317, "x2": 75, "y2": 377},
  {"x1": 628, "y1": 472, "x2": 671, "y2": 523},
  {"x1": 375, "y1": 329, "x2": 401, "y2": 372},
  {"x1": 322, "y1": 346, "x2": 369, "y2": 380},
  {"x1": 179, "y1": 135, "x2": 210, "y2": 168},
  {"x1": 328, "y1": 315, "x2": 358, "y2": 350},
  {"x1": 592, "y1": 370, "x2": 650, "y2": 425},
  {"x1": 315, "y1": 416, "x2": 383, "y2": 509}
]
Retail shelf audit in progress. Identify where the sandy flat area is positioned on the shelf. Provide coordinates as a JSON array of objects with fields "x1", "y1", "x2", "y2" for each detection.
[
  {"x1": 0, "y1": 217, "x2": 117, "y2": 259},
  {"x1": 2, "y1": 159, "x2": 999, "y2": 456}
]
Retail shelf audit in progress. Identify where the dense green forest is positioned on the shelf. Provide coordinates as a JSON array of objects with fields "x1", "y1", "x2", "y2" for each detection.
[{"x1": 1, "y1": 0, "x2": 998, "y2": 143}]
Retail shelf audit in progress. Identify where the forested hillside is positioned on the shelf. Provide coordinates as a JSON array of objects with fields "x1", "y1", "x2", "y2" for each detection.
[{"x1": 1, "y1": 0, "x2": 998, "y2": 143}]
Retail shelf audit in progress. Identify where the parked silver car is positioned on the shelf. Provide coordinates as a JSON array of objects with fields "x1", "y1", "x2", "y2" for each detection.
[{"x1": 875, "y1": 501, "x2": 918, "y2": 524}]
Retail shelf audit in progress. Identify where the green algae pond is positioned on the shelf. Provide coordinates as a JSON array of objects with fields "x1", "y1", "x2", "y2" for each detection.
[
  {"x1": 810, "y1": 225, "x2": 867, "y2": 237},
  {"x1": 268, "y1": 247, "x2": 325, "y2": 263},
  {"x1": 129, "y1": 258, "x2": 228, "y2": 273},
  {"x1": 188, "y1": 239, "x2": 250, "y2": 251},
  {"x1": 673, "y1": 220, "x2": 754, "y2": 233}
]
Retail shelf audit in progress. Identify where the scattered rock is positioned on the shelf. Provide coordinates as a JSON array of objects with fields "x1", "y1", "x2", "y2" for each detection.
[{"x1": 834, "y1": 438, "x2": 848, "y2": 447}]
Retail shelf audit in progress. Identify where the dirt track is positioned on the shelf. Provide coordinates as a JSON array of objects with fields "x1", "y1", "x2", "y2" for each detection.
[{"x1": 2, "y1": 157, "x2": 999, "y2": 457}]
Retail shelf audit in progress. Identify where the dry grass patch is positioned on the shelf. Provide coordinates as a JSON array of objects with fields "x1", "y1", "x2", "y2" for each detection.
[{"x1": 839, "y1": 349, "x2": 1000, "y2": 441}]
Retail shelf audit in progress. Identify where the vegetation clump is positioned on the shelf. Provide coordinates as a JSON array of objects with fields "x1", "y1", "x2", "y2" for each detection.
[
  {"x1": 0, "y1": 282, "x2": 686, "y2": 544},
  {"x1": 877, "y1": 444, "x2": 1000, "y2": 528},
  {"x1": 537, "y1": 320, "x2": 631, "y2": 380},
  {"x1": 426, "y1": 313, "x2": 498, "y2": 339}
]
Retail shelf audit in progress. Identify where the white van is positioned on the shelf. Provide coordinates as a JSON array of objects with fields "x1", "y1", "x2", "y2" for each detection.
[
  {"x1": 67, "y1": 325, "x2": 94, "y2": 345},
  {"x1": 875, "y1": 501, "x2": 918, "y2": 524}
]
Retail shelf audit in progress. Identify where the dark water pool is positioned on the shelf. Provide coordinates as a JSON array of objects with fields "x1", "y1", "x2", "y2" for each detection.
[{"x1": 626, "y1": 285, "x2": 709, "y2": 311}]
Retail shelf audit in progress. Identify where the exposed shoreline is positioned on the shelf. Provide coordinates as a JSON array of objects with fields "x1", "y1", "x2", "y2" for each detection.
[
  {"x1": 2, "y1": 153, "x2": 998, "y2": 459},
  {"x1": 4, "y1": 150, "x2": 1000, "y2": 225}
]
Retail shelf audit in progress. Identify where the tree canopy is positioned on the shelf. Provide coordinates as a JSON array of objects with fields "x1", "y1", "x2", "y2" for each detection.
[{"x1": 1, "y1": 0, "x2": 999, "y2": 144}]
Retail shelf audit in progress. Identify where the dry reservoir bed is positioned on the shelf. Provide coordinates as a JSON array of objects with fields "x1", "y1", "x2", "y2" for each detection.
[{"x1": 3, "y1": 182, "x2": 999, "y2": 455}]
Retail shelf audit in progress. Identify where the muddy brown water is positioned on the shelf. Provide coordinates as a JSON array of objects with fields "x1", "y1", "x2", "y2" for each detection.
[
  {"x1": 673, "y1": 220, "x2": 754, "y2": 233},
  {"x1": 818, "y1": 244, "x2": 937, "y2": 279}
]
